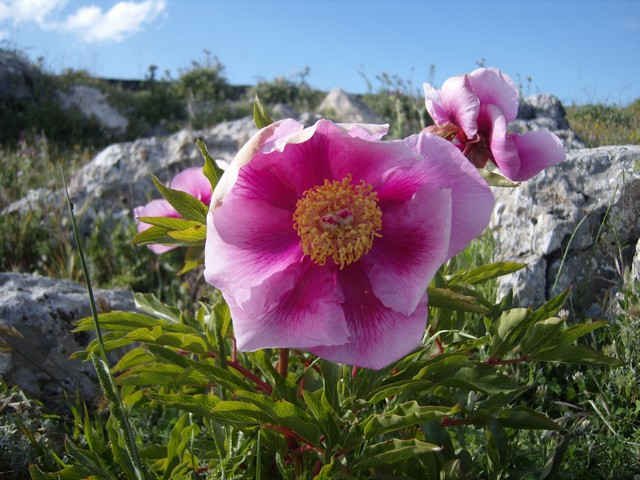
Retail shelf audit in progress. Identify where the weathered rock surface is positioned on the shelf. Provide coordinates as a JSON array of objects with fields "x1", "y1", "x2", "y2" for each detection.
[
  {"x1": 513, "y1": 94, "x2": 585, "y2": 150},
  {"x1": 58, "y1": 85, "x2": 129, "y2": 133},
  {"x1": 491, "y1": 145, "x2": 640, "y2": 317},
  {"x1": 0, "y1": 273, "x2": 135, "y2": 403},
  {"x1": 3, "y1": 117, "x2": 257, "y2": 219},
  {"x1": 317, "y1": 88, "x2": 383, "y2": 123}
]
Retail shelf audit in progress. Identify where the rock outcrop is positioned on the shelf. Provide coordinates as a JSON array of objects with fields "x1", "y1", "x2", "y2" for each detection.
[
  {"x1": 513, "y1": 94, "x2": 585, "y2": 150},
  {"x1": 491, "y1": 145, "x2": 640, "y2": 317},
  {"x1": 0, "y1": 273, "x2": 135, "y2": 403},
  {"x1": 3, "y1": 117, "x2": 257, "y2": 220},
  {"x1": 58, "y1": 85, "x2": 129, "y2": 134},
  {"x1": 317, "y1": 88, "x2": 383, "y2": 124}
]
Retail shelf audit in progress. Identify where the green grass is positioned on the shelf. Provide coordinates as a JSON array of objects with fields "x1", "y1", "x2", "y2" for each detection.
[{"x1": 566, "y1": 99, "x2": 640, "y2": 147}]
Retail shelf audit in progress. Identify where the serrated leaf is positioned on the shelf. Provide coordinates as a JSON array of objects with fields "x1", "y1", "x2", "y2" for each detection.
[
  {"x1": 363, "y1": 401, "x2": 455, "y2": 438},
  {"x1": 357, "y1": 439, "x2": 442, "y2": 468},
  {"x1": 447, "y1": 262, "x2": 526, "y2": 285},
  {"x1": 196, "y1": 138, "x2": 224, "y2": 190},
  {"x1": 253, "y1": 95, "x2": 273, "y2": 128},
  {"x1": 152, "y1": 175, "x2": 208, "y2": 223},
  {"x1": 75, "y1": 311, "x2": 162, "y2": 333},
  {"x1": 428, "y1": 286, "x2": 490, "y2": 314},
  {"x1": 150, "y1": 393, "x2": 220, "y2": 417}
]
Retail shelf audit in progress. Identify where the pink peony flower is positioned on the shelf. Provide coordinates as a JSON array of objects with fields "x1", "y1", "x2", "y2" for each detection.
[
  {"x1": 134, "y1": 166, "x2": 213, "y2": 254},
  {"x1": 423, "y1": 67, "x2": 565, "y2": 181},
  {"x1": 204, "y1": 119, "x2": 494, "y2": 369}
]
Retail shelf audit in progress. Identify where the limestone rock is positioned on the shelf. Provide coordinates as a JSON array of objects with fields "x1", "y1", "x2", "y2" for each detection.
[
  {"x1": 58, "y1": 85, "x2": 129, "y2": 133},
  {"x1": 490, "y1": 145, "x2": 640, "y2": 316},
  {"x1": 512, "y1": 94, "x2": 585, "y2": 150},
  {"x1": 0, "y1": 273, "x2": 134, "y2": 403},
  {"x1": 2, "y1": 117, "x2": 257, "y2": 219},
  {"x1": 317, "y1": 88, "x2": 382, "y2": 123}
]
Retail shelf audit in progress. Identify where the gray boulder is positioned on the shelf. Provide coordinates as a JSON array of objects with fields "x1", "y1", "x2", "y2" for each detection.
[
  {"x1": 512, "y1": 94, "x2": 585, "y2": 150},
  {"x1": 0, "y1": 273, "x2": 134, "y2": 403},
  {"x1": 58, "y1": 85, "x2": 129, "y2": 134},
  {"x1": 491, "y1": 145, "x2": 640, "y2": 317},
  {"x1": 2, "y1": 117, "x2": 257, "y2": 220},
  {"x1": 317, "y1": 88, "x2": 383, "y2": 123}
]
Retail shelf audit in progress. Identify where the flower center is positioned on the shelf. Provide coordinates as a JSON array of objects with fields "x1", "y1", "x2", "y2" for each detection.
[{"x1": 293, "y1": 175, "x2": 382, "y2": 269}]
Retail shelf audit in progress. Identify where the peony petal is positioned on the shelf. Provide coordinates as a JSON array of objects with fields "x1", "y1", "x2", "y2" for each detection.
[
  {"x1": 318, "y1": 121, "x2": 419, "y2": 188},
  {"x1": 438, "y1": 75, "x2": 481, "y2": 138},
  {"x1": 405, "y1": 132, "x2": 495, "y2": 258},
  {"x1": 469, "y1": 68, "x2": 519, "y2": 123},
  {"x1": 211, "y1": 119, "x2": 304, "y2": 208},
  {"x1": 227, "y1": 260, "x2": 349, "y2": 351},
  {"x1": 311, "y1": 265, "x2": 428, "y2": 370},
  {"x1": 337, "y1": 122, "x2": 389, "y2": 141},
  {"x1": 204, "y1": 202, "x2": 302, "y2": 305},
  {"x1": 363, "y1": 186, "x2": 451, "y2": 315},
  {"x1": 133, "y1": 199, "x2": 179, "y2": 254},
  {"x1": 510, "y1": 129, "x2": 565, "y2": 181},
  {"x1": 480, "y1": 104, "x2": 522, "y2": 180},
  {"x1": 170, "y1": 166, "x2": 212, "y2": 206},
  {"x1": 423, "y1": 82, "x2": 451, "y2": 127}
]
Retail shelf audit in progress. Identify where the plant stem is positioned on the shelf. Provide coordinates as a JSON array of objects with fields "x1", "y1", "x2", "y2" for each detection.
[{"x1": 278, "y1": 348, "x2": 289, "y2": 378}]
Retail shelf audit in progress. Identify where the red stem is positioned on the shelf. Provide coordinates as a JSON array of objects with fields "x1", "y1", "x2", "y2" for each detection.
[
  {"x1": 435, "y1": 336, "x2": 445, "y2": 354},
  {"x1": 278, "y1": 348, "x2": 289, "y2": 378},
  {"x1": 206, "y1": 351, "x2": 272, "y2": 395}
]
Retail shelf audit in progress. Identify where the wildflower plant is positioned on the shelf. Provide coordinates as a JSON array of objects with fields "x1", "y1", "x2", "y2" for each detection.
[{"x1": 32, "y1": 71, "x2": 619, "y2": 479}]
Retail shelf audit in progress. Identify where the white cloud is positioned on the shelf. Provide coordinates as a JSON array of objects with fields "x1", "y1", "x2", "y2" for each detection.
[
  {"x1": 63, "y1": 0, "x2": 166, "y2": 42},
  {"x1": 0, "y1": 0, "x2": 166, "y2": 42},
  {"x1": 0, "y1": 0, "x2": 66, "y2": 25}
]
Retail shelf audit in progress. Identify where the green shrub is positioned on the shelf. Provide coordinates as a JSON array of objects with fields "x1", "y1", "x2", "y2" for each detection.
[{"x1": 567, "y1": 100, "x2": 640, "y2": 147}]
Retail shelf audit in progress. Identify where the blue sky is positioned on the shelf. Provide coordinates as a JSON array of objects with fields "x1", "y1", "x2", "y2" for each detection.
[{"x1": 2, "y1": 0, "x2": 639, "y2": 105}]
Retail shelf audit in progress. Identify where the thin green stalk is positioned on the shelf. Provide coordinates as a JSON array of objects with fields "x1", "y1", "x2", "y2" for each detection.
[
  {"x1": 551, "y1": 213, "x2": 590, "y2": 293},
  {"x1": 61, "y1": 170, "x2": 148, "y2": 480}
]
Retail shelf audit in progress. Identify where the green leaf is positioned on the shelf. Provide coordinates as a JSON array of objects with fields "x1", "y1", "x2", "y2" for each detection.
[
  {"x1": 253, "y1": 95, "x2": 273, "y2": 128},
  {"x1": 447, "y1": 262, "x2": 526, "y2": 285},
  {"x1": 151, "y1": 393, "x2": 220, "y2": 417},
  {"x1": 520, "y1": 317, "x2": 564, "y2": 355},
  {"x1": 132, "y1": 225, "x2": 175, "y2": 246},
  {"x1": 166, "y1": 224, "x2": 206, "y2": 243},
  {"x1": 152, "y1": 175, "x2": 208, "y2": 223},
  {"x1": 531, "y1": 345, "x2": 620, "y2": 366},
  {"x1": 490, "y1": 308, "x2": 531, "y2": 357},
  {"x1": 196, "y1": 137, "x2": 224, "y2": 190},
  {"x1": 529, "y1": 288, "x2": 570, "y2": 323},
  {"x1": 357, "y1": 439, "x2": 442, "y2": 468},
  {"x1": 136, "y1": 216, "x2": 202, "y2": 230},
  {"x1": 75, "y1": 311, "x2": 163, "y2": 333},
  {"x1": 134, "y1": 293, "x2": 181, "y2": 322},
  {"x1": 177, "y1": 246, "x2": 204, "y2": 275},
  {"x1": 560, "y1": 320, "x2": 609, "y2": 344},
  {"x1": 479, "y1": 169, "x2": 520, "y2": 187},
  {"x1": 364, "y1": 401, "x2": 455, "y2": 438},
  {"x1": 497, "y1": 407, "x2": 560, "y2": 430},
  {"x1": 444, "y1": 366, "x2": 521, "y2": 395},
  {"x1": 428, "y1": 286, "x2": 490, "y2": 314}
]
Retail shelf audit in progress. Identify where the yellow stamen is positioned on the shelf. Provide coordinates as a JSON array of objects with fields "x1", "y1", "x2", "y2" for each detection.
[{"x1": 292, "y1": 175, "x2": 382, "y2": 269}]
